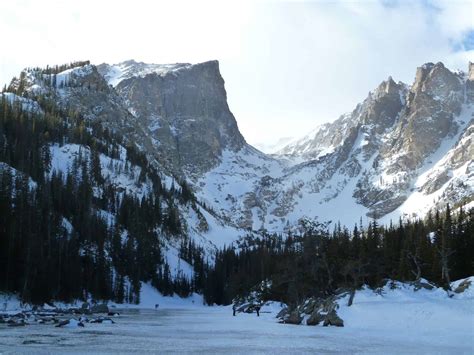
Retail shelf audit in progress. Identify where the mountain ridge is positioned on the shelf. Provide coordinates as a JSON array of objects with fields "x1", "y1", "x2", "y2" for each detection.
[{"x1": 3, "y1": 59, "x2": 473, "y2": 231}]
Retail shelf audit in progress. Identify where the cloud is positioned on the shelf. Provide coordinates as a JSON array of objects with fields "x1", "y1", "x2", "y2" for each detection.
[{"x1": 0, "y1": 0, "x2": 472, "y2": 150}]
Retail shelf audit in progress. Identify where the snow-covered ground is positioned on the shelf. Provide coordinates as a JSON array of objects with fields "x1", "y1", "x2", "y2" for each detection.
[{"x1": 1, "y1": 278, "x2": 472, "y2": 354}]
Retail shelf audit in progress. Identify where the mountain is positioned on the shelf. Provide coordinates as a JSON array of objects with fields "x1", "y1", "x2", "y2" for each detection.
[
  {"x1": 273, "y1": 62, "x2": 473, "y2": 223},
  {"x1": 97, "y1": 59, "x2": 473, "y2": 230},
  {"x1": 0, "y1": 59, "x2": 472, "y2": 305},
  {"x1": 0, "y1": 61, "x2": 247, "y2": 304},
  {"x1": 3, "y1": 59, "x2": 473, "y2": 232}
]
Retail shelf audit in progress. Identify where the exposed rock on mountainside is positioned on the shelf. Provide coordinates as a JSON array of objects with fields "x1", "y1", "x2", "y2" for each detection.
[{"x1": 98, "y1": 60, "x2": 245, "y2": 175}]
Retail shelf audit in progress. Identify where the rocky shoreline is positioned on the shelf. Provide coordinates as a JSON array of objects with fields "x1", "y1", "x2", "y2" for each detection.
[{"x1": 0, "y1": 302, "x2": 119, "y2": 328}]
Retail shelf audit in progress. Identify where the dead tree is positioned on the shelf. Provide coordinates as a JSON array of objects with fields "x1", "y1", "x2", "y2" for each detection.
[
  {"x1": 437, "y1": 246, "x2": 455, "y2": 290},
  {"x1": 342, "y1": 259, "x2": 369, "y2": 306},
  {"x1": 406, "y1": 248, "x2": 423, "y2": 281}
]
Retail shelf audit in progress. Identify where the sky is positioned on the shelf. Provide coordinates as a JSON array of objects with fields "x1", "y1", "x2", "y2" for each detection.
[{"x1": 0, "y1": 0, "x2": 473, "y2": 152}]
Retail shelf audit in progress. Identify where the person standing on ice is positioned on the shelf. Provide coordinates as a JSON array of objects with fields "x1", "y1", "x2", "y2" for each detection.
[
  {"x1": 155, "y1": 304, "x2": 159, "y2": 310},
  {"x1": 232, "y1": 305, "x2": 236, "y2": 316},
  {"x1": 255, "y1": 305, "x2": 261, "y2": 317}
]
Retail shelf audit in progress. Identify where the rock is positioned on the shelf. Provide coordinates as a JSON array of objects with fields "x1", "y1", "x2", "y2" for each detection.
[
  {"x1": 56, "y1": 319, "x2": 85, "y2": 328},
  {"x1": 306, "y1": 311, "x2": 324, "y2": 326},
  {"x1": 413, "y1": 280, "x2": 435, "y2": 291},
  {"x1": 8, "y1": 321, "x2": 26, "y2": 327},
  {"x1": 284, "y1": 310, "x2": 303, "y2": 325},
  {"x1": 302, "y1": 298, "x2": 318, "y2": 315},
  {"x1": 81, "y1": 302, "x2": 90, "y2": 310},
  {"x1": 91, "y1": 303, "x2": 109, "y2": 313},
  {"x1": 323, "y1": 310, "x2": 344, "y2": 327},
  {"x1": 276, "y1": 307, "x2": 289, "y2": 320},
  {"x1": 97, "y1": 60, "x2": 246, "y2": 176},
  {"x1": 56, "y1": 319, "x2": 70, "y2": 327},
  {"x1": 454, "y1": 279, "x2": 472, "y2": 293}
]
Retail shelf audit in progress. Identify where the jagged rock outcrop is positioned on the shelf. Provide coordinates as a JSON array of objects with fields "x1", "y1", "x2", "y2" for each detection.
[
  {"x1": 98, "y1": 60, "x2": 246, "y2": 175},
  {"x1": 387, "y1": 62, "x2": 464, "y2": 172}
]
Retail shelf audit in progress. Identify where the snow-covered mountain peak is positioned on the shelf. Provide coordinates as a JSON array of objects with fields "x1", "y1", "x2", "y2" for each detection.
[{"x1": 97, "y1": 60, "x2": 202, "y2": 87}]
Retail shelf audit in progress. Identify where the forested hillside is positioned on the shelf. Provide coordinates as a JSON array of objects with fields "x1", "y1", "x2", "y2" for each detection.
[{"x1": 0, "y1": 63, "x2": 207, "y2": 304}]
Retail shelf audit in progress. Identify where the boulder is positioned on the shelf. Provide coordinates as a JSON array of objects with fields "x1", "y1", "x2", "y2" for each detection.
[
  {"x1": 454, "y1": 279, "x2": 471, "y2": 294},
  {"x1": 284, "y1": 310, "x2": 303, "y2": 325},
  {"x1": 56, "y1": 319, "x2": 70, "y2": 327},
  {"x1": 91, "y1": 303, "x2": 109, "y2": 313},
  {"x1": 8, "y1": 321, "x2": 26, "y2": 327},
  {"x1": 276, "y1": 307, "x2": 289, "y2": 320},
  {"x1": 302, "y1": 298, "x2": 319, "y2": 315},
  {"x1": 306, "y1": 311, "x2": 324, "y2": 326},
  {"x1": 413, "y1": 280, "x2": 435, "y2": 291},
  {"x1": 56, "y1": 319, "x2": 85, "y2": 328},
  {"x1": 323, "y1": 310, "x2": 344, "y2": 327}
]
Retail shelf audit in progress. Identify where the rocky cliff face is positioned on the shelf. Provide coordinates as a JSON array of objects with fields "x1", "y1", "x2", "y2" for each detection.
[
  {"x1": 98, "y1": 60, "x2": 245, "y2": 176},
  {"x1": 385, "y1": 62, "x2": 464, "y2": 171}
]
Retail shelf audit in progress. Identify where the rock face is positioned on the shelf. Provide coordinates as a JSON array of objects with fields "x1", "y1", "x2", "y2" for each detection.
[
  {"x1": 387, "y1": 62, "x2": 463, "y2": 171},
  {"x1": 98, "y1": 60, "x2": 245, "y2": 175}
]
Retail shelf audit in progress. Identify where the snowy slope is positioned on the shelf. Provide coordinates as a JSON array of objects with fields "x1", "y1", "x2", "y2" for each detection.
[
  {"x1": 1, "y1": 92, "x2": 44, "y2": 115},
  {"x1": 97, "y1": 60, "x2": 192, "y2": 87}
]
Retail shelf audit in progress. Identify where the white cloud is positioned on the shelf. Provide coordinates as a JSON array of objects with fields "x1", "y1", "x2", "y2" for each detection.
[{"x1": 0, "y1": 0, "x2": 472, "y2": 150}]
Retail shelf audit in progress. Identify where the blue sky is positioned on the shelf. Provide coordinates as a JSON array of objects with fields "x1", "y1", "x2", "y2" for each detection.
[
  {"x1": 459, "y1": 30, "x2": 474, "y2": 51},
  {"x1": 0, "y1": 0, "x2": 473, "y2": 150}
]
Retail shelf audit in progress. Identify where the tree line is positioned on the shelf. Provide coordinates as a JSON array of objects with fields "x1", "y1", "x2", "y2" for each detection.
[{"x1": 202, "y1": 208, "x2": 473, "y2": 306}]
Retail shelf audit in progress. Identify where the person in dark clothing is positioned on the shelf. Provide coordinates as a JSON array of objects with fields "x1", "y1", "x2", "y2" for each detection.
[
  {"x1": 155, "y1": 304, "x2": 159, "y2": 310},
  {"x1": 255, "y1": 305, "x2": 261, "y2": 317},
  {"x1": 232, "y1": 305, "x2": 236, "y2": 316}
]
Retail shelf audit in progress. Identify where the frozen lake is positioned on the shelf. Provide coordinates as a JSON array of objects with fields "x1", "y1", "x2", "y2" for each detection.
[{"x1": 1, "y1": 305, "x2": 472, "y2": 354}]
